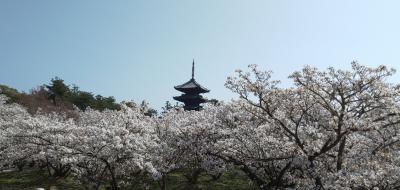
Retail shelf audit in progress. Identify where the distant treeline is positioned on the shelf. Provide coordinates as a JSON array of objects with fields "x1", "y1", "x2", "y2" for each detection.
[{"x1": 0, "y1": 77, "x2": 121, "y2": 114}]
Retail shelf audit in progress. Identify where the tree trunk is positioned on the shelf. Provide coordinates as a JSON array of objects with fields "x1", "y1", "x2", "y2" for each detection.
[
  {"x1": 188, "y1": 168, "x2": 202, "y2": 184},
  {"x1": 336, "y1": 136, "x2": 346, "y2": 171},
  {"x1": 105, "y1": 163, "x2": 119, "y2": 190},
  {"x1": 160, "y1": 174, "x2": 167, "y2": 190}
]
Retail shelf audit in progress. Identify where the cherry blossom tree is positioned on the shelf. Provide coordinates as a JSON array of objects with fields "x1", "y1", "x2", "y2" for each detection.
[
  {"x1": 222, "y1": 62, "x2": 400, "y2": 189},
  {"x1": 0, "y1": 94, "x2": 33, "y2": 170},
  {"x1": 58, "y1": 104, "x2": 159, "y2": 189},
  {"x1": 153, "y1": 106, "x2": 226, "y2": 189}
]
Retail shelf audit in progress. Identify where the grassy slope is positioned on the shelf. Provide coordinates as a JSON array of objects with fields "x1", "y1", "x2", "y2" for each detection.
[
  {"x1": 0, "y1": 168, "x2": 257, "y2": 190},
  {"x1": 0, "y1": 169, "x2": 82, "y2": 190}
]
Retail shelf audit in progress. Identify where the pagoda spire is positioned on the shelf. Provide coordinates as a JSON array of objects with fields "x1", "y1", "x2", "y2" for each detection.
[{"x1": 192, "y1": 59, "x2": 195, "y2": 79}]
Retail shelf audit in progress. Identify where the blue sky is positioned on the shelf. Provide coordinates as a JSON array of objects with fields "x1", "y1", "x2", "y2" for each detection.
[{"x1": 1, "y1": 0, "x2": 400, "y2": 110}]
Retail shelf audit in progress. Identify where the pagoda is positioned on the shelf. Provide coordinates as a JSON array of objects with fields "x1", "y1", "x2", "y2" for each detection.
[{"x1": 173, "y1": 60, "x2": 210, "y2": 111}]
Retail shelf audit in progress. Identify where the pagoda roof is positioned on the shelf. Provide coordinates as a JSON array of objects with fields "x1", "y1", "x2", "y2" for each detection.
[{"x1": 174, "y1": 78, "x2": 210, "y2": 94}]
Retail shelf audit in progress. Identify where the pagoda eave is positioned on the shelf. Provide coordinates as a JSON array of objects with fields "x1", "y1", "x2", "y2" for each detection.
[
  {"x1": 174, "y1": 87, "x2": 209, "y2": 94},
  {"x1": 173, "y1": 96, "x2": 207, "y2": 103}
]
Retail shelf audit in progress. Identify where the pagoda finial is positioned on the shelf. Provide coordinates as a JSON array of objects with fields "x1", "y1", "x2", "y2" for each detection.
[{"x1": 192, "y1": 59, "x2": 195, "y2": 79}]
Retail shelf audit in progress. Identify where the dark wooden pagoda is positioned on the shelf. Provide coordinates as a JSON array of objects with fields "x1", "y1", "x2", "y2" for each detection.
[{"x1": 173, "y1": 60, "x2": 210, "y2": 111}]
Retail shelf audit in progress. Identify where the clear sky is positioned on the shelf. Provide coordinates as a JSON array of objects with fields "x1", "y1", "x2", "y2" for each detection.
[{"x1": 1, "y1": 0, "x2": 400, "y2": 110}]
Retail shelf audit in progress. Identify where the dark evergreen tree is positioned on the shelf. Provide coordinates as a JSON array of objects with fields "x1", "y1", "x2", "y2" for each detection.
[{"x1": 46, "y1": 77, "x2": 70, "y2": 105}]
